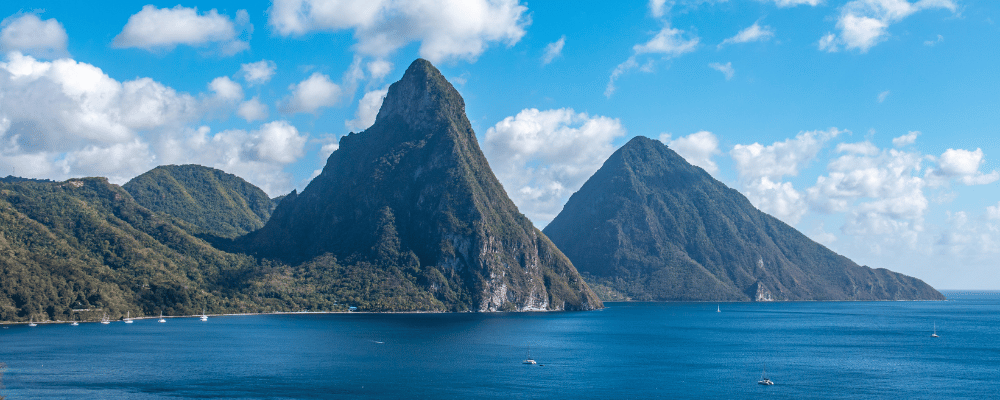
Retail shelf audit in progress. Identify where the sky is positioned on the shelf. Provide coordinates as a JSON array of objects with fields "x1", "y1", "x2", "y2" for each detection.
[{"x1": 0, "y1": 0, "x2": 997, "y2": 289}]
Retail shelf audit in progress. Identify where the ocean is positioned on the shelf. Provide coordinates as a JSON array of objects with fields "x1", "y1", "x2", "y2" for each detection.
[{"x1": 1, "y1": 291, "x2": 997, "y2": 399}]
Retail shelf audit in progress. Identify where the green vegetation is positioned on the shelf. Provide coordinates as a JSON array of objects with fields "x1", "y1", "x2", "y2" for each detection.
[
  {"x1": 240, "y1": 59, "x2": 601, "y2": 311},
  {"x1": 123, "y1": 165, "x2": 274, "y2": 239},
  {"x1": 544, "y1": 136, "x2": 945, "y2": 302}
]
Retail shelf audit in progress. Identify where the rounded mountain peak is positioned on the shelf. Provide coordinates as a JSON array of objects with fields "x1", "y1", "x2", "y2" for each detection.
[{"x1": 374, "y1": 58, "x2": 466, "y2": 130}]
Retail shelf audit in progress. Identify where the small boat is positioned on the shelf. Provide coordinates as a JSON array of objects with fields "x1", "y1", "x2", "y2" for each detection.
[
  {"x1": 200, "y1": 309, "x2": 208, "y2": 322},
  {"x1": 717, "y1": 304, "x2": 721, "y2": 313},
  {"x1": 158, "y1": 312, "x2": 166, "y2": 323},
  {"x1": 931, "y1": 322, "x2": 939, "y2": 338},
  {"x1": 101, "y1": 313, "x2": 110, "y2": 325},
  {"x1": 758, "y1": 364, "x2": 774, "y2": 385},
  {"x1": 124, "y1": 311, "x2": 134, "y2": 324},
  {"x1": 28, "y1": 317, "x2": 37, "y2": 327},
  {"x1": 71, "y1": 320, "x2": 79, "y2": 326},
  {"x1": 522, "y1": 347, "x2": 537, "y2": 365}
]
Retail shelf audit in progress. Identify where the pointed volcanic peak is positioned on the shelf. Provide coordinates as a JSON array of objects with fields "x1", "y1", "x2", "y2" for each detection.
[
  {"x1": 543, "y1": 136, "x2": 944, "y2": 302},
  {"x1": 242, "y1": 59, "x2": 601, "y2": 312},
  {"x1": 124, "y1": 165, "x2": 275, "y2": 239}
]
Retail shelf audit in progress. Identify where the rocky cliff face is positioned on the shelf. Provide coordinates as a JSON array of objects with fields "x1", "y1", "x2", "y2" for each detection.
[
  {"x1": 241, "y1": 59, "x2": 601, "y2": 311},
  {"x1": 543, "y1": 136, "x2": 944, "y2": 302}
]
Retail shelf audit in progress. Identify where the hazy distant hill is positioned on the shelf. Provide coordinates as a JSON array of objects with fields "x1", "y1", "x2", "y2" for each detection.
[
  {"x1": 124, "y1": 165, "x2": 274, "y2": 239},
  {"x1": 544, "y1": 136, "x2": 944, "y2": 302},
  {"x1": 240, "y1": 59, "x2": 601, "y2": 312}
]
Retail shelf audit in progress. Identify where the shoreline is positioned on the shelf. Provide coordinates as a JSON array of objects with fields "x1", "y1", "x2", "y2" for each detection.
[{"x1": 0, "y1": 297, "x2": 959, "y2": 325}]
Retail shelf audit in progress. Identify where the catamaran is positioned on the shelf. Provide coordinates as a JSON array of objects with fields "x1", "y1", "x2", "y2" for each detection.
[
  {"x1": 758, "y1": 364, "x2": 774, "y2": 385},
  {"x1": 124, "y1": 311, "x2": 133, "y2": 324},
  {"x1": 200, "y1": 309, "x2": 209, "y2": 321},
  {"x1": 522, "y1": 347, "x2": 536, "y2": 365}
]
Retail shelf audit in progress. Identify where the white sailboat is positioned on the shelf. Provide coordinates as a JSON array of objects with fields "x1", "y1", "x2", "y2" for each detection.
[
  {"x1": 100, "y1": 313, "x2": 110, "y2": 325},
  {"x1": 200, "y1": 309, "x2": 208, "y2": 321},
  {"x1": 28, "y1": 317, "x2": 37, "y2": 327},
  {"x1": 931, "y1": 322, "x2": 939, "y2": 338},
  {"x1": 758, "y1": 364, "x2": 774, "y2": 385},
  {"x1": 522, "y1": 347, "x2": 536, "y2": 365},
  {"x1": 71, "y1": 318, "x2": 79, "y2": 326},
  {"x1": 124, "y1": 311, "x2": 133, "y2": 324},
  {"x1": 717, "y1": 304, "x2": 721, "y2": 313},
  {"x1": 158, "y1": 312, "x2": 166, "y2": 323}
]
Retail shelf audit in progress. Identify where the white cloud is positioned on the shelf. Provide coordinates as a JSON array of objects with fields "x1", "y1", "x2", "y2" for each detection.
[
  {"x1": 209, "y1": 76, "x2": 243, "y2": 101},
  {"x1": 367, "y1": 59, "x2": 393, "y2": 81},
  {"x1": 240, "y1": 60, "x2": 277, "y2": 86},
  {"x1": 268, "y1": 0, "x2": 529, "y2": 63},
  {"x1": 663, "y1": 131, "x2": 721, "y2": 174},
  {"x1": 731, "y1": 128, "x2": 842, "y2": 223},
  {"x1": 987, "y1": 202, "x2": 1000, "y2": 221},
  {"x1": 0, "y1": 52, "x2": 307, "y2": 195},
  {"x1": 650, "y1": 0, "x2": 669, "y2": 17},
  {"x1": 892, "y1": 131, "x2": 919, "y2": 147},
  {"x1": 718, "y1": 22, "x2": 775, "y2": 48},
  {"x1": 708, "y1": 62, "x2": 734, "y2": 80},
  {"x1": 767, "y1": 0, "x2": 823, "y2": 6},
  {"x1": 820, "y1": 0, "x2": 957, "y2": 53},
  {"x1": 606, "y1": 25, "x2": 699, "y2": 97},
  {"x1": 112, "y1": 5, "x2": 250, "y2": 55},
  {"x1": 924, "y1": 34, "x2": 944, "y2": 46},
  {"x1": 238, "y1": 97, "x2": 268, "y2": 122},
  {"x1": 345, "y1": 87, "x2": 388, "y2": 131},
  {"x1": 281, "y1": 72, "x2": 342, "y2": 114},
  {"x1": 0, "y1": 14, "x2": 69, "y2": 59},
  {"x1": 484, "y1": 108, "x2": 626, "y2": 226},
  {"x1": 542, "y1": 35, "x2": 565, "y2": 65},
  {"x1": 877, "y1": 90, "x2": 890, "y2": 103},
  {"x1": 931, "y1": 148, "x2": 1000, "y2": 186}
]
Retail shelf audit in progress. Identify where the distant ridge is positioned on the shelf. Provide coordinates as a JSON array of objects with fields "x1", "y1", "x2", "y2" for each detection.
[
  {"x1": 124, "y1": 165, "x2": 274, "y2": 239},
  {"x1": 544, "y1": 136, "x2": 944, "y2": 302},
  {"x1": 240, "y1": 59, "x2": 601, "y2": 312}
]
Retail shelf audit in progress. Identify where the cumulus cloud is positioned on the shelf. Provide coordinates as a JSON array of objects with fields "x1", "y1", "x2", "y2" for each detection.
[
  {"x1": 0, "y1": 14, "x2": 69, "y2": 59},
  {"x1": 238, "y1": 97, "x2": 268, "y2": 122},
  {"x1": 987, "y1": 202, "x2": 1000, "y2": 221},
  {"x1": 345, "y1": 87, "x2": 388, "y2": 131},
  {"x1": 281, "y1": 72, "x2": 342, "y2": 114},
  {"x1": 484, "y1": 108, "x2": 626, "y2": 226},
  {"x1": 766, "y1": 0, "x2": 823, "y2": 6},
  {"x1": 112, "y1": 5, "x2": 251, "y2": 55},
  {"x1": 731, "y1": 128, "x2": 843, "y2": 223},
  {"x1": 819, "y1": 0, "x2": 957, "y2": 53},
  {"x1": 542, "y1": 35, "x2": 565, "y2": 65},
  {"x1": 209, "y1": 76, "x2": 243, "y2": 101},
  {"x1": 930, "y1": 148, "x2": 1000, "y2": 186},
  {"x1": 606, "y1": 25, "x2": 699, "y2": 97},
  {"x1": 718, "y1": 22, "x2": 775, "y2": 48},
  {"x1": 0, "y1": 52, "x2": 306, "y2": 194},
  {"x1": 708, "y1": 62, "x2": 734, "y2": 80},
  {"x1": 240, "y1": 60, "x2": 277, "y2": 86},
  {"x1": 268, "y1": 0, "x2": 529, "y2": 63},
  {"x1": 661, "y1": 131, "x2": 721, "y2": 174},
  {"x1": 892, "y1": 131, "x2": 919, "y2": 147},
  {"x1": 367, "y1": 59, "x2": 393, "y2": 81}
]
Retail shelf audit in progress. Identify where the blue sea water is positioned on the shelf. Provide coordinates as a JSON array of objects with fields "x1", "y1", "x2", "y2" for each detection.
[{"x1": 1, "y1": 291, "x2": 998, "y2": 399}]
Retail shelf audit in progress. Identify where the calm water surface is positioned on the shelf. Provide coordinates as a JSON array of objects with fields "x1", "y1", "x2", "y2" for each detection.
[{"x1": 1, "y1": 291, "x2": 998, "y2": 399}]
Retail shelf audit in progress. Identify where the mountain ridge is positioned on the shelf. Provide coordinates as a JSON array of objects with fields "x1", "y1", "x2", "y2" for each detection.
[{"x1": 543, "y1": 136, "x2": 944, "y2": 302}]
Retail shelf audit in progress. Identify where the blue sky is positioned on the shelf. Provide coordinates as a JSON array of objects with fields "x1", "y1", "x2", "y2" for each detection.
[{"x1": 0, "y1": 0, "x2": 997, "y2": 289}]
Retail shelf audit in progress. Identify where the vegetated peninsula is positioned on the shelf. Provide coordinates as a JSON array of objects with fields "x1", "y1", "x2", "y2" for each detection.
[
  {"x1": 543, "y1": 136, "x2": 945, "y2": 302},
  {"x1": 238, "y1": 59, "x2": 601, "y2": 312}
]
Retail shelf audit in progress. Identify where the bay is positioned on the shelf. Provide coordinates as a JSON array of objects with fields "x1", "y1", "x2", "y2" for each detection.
[{"x1": 2, "y1": 291, "x2": 998, "y2": 399}]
